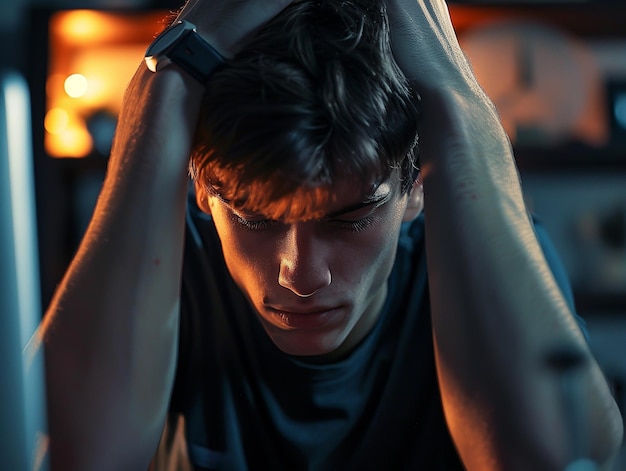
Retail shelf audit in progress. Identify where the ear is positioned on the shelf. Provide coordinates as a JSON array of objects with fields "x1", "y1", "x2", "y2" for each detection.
[
  {"x1": 194, "y1": 179, "x2": 212, "y2": 215},
  {"x1": 402, "y1": 179, "x2": 424, "y2": 222}
]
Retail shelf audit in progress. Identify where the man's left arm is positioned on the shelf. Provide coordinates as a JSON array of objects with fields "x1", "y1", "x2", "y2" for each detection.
[{"x1": 385, "y1": 1, "x2": 623, "y2": 469}]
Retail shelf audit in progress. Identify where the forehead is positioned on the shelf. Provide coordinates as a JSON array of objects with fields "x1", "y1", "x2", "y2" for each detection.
[{"x1": 226, "y1": 178, "x2": 396, "y2": 222}]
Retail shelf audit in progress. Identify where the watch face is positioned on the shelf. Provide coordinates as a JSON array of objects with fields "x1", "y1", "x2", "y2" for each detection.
[
  {"x1": 144, "y1": 19, "x2": 222, "y2": 83},
  {"x1": 146, "y1": 21, "x2": 188, "y2": 56}
]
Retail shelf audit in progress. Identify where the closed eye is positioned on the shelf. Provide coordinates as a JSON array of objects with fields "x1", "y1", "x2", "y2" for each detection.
[
  {"x1": 227, "y1": 206, "x2": 283, "y2": 231},
  {"x1": 329, "y1": 215, "x2": 377, "y2": 232},
  {"x1": 229, "y1": 212, "x2": 275, "y2": 231},
  {"x1": 231, "y1": 212, "x2": 377, "y2": 233},
  {"x1": 226, "y1": 193, "x2": 388, "y2": 233}
]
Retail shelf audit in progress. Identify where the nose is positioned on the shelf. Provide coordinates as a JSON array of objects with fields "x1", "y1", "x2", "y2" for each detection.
[{"x1": 278, "y1": 223, "x2": 332, "y2": 297}]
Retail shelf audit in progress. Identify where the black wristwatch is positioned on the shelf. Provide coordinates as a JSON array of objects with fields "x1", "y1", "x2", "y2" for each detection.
[{"x1": 144, "y1": 20, "x2": 225, "y2": 84}]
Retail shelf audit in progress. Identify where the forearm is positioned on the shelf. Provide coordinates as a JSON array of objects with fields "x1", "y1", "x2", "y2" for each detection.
[
  {"x1": 421, "y1": 86, "x2": 623, "y2": 469},
  {"x1": 39, "y1": 66, "x2": 202, "y2": 470}
]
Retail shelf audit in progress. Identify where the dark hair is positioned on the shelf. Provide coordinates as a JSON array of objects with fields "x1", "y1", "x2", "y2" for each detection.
[{"x1": 190, "y1": 0, "x2": 419, "y2": 219}]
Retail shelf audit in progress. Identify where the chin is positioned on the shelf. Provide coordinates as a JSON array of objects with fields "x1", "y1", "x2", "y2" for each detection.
[{"x1": 265, "y1": 328, "x2": 348, "y2": 360}]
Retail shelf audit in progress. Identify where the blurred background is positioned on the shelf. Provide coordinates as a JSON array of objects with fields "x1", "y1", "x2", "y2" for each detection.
[{"x1": 0, "y1": 0, "x2": 625, "y2": 468}]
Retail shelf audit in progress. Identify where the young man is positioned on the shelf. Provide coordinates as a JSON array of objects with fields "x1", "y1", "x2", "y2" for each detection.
[{"x1": 38, "y1": 0, "x2": 622, "y2": 469}]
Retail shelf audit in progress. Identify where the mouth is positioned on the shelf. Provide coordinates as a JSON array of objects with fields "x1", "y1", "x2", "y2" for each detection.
[{"x1": 265, "y1": 305, "x2": 345, "y2": 330}]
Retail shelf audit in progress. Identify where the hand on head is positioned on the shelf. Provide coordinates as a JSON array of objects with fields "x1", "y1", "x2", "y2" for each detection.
[
  {"x1": 174, "y1": 0, "x2": 298, "y2": 58},
  {"x1": 384, "y1": 0, "x2": 477, "y2": 93},
  {"x1": 172, "y1": 0, "x2": 473, "y2": 91}
]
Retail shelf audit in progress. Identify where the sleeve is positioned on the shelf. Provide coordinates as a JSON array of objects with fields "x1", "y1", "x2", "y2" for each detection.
[{"x1": 532, "y1": 215, "x2": 589, "y2": 341}]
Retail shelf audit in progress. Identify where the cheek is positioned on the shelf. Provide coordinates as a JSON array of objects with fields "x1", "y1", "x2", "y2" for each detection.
[
  {"x1": 222, "y1": 230, "x2": 275, "y2": 282},
  {"x1": 210, "y1": 210, "x2": 276, "y2": 289},
  {"x1": 334, "y1": 217, "x2": 404, "y2": 286}
]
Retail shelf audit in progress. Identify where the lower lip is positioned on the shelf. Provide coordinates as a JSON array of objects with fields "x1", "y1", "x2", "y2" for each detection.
[{"x1": 267, "y1": 308, "x2": 343, "y2": 330}]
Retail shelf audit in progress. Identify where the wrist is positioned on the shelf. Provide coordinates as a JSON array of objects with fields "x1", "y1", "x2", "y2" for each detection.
[{"x1": 113, "y1": 65, "x2": 204, "y2": 167}]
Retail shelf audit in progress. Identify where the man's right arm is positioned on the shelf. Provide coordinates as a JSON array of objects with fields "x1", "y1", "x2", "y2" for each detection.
[
  {"x1": 39, "y1": 65, "x2": 199, "y2": 471},
  {"x1": 34, "y1": 2, "x2": 294, "y2": 469}
]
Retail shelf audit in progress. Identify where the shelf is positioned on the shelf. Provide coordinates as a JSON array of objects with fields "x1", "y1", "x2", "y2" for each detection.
[
  {"x1": 514, "y1": 143, "x2": 626, "y2": 172},
  {"x1": 449, "y1": 2, "x2": 626, "y2": 38}
]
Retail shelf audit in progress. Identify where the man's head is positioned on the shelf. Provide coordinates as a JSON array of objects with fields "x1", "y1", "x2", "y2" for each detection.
[
  {"x1": 190, "y1": 0, "x2": 422, "y2": 360},
  {"x1": 190, "y1": 0, "x2": 420, "y2": 220}
]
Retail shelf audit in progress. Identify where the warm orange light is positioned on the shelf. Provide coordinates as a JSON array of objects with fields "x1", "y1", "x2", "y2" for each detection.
[
  {"x1": 45, "y1": 9, "x2": 167, "y2": 158},
  {"x1": 44, "y1": 108, "x2": 69, "y2": 135},
  {"x1": 53, "y1": 10, "x2": 120, "y2": 45},
  {"x1": 64, "y1": 74, "x2": 88, "y2": 98},
  {"x1": 69, "y1": 44, "x2": 146, "y2": 108},
  {"x1": 45, "y1": 125, "x2": 93, "y2": 158}
]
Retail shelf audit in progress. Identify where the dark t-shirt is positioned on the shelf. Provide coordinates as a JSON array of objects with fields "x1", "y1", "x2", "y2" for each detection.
[{"x1": 150, "y1": 196, "x2": 583, "y2": 470}]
